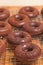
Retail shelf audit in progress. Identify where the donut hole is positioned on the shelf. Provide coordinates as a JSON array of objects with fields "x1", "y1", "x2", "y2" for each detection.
[
  {"x1": 30, "y1": 22, "x2": 40, "y2": 28},
  {"x1": 25, "y1": 47, "x2": 33, "y2": 52},
  {"x1": 23, "y1": 45, "x2": 33, "y2": 52},
  {"x1": 25, "y1": 7, "x2": 34, "y2": 12},
  {"x1": 14, "y1": 27, "x2": 22, "y2": 30},
  {"x1": 0, "y1": 23, "x2": 5, "y2": 28},
  {"x1": 20, "y1": 35, "x2": 24, "y2": 38},
  {"x1": 27, "y1": 48, "x2": 33, "y2": 51},
  {"x1": 0, "y1": 9, "x2": 4, "y2": 13},
  {"x1": 15, "y1": 15, "x2": 24, "y2": 21},
  {"x1": 0, "y1": 10, "x2": 3, "y2": 12}
]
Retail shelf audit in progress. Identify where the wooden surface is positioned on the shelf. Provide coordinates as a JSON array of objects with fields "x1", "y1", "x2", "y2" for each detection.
[{"x1": 0, "y1": 6, "x2": 43, "y2": 65}]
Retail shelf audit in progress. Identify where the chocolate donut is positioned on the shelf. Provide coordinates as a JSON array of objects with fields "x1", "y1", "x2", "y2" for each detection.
[
  {"x1": 8, "y1": 14, "x2": 30, "y2": 27},
  {"x1": 23, "y1": 21, "x2": 43, "y2": 35},
  {"x1": 19, "y1": 6, "x2": 39, "y2": 18},
  {"x1": 0, "y1": 21, "x2": 12, "y2": 37},
  {"x1": 7, "y1": 30, "x2": 32, "y2": 48},
  {"x1": 0, "y1": 39, "x2": 6, "y2": 56},
  {"x1": 0, "y1": 8, "x2": 10, "y2": 21},
  {"x1": 15, "y1": 43, "x2": 41, "y2": 62}
]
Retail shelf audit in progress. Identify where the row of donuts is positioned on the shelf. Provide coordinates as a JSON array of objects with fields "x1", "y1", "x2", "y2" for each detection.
[
  {"x1": 0, "y1": 8, "x2": 10, "y2": 57},
  {"x1": 0, "y1": 7, "x2": 43, "y2": 21},
  {"x1": 0, "y1": 7, "x2": 42, "y2": 63}
]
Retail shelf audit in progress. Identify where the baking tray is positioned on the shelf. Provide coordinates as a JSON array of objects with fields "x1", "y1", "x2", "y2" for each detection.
[{"x1": 0, "y1": 6, "x2": 43, "y2": 65}]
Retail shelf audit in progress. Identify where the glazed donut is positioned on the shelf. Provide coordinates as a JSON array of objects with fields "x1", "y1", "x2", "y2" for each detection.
[
  {"x1": 23, "y1": 21, "x2": 43, "y2": 35},
  {"x1": 0, "y1": 39, "x2": 6, "y2": 56},
  {"x1": 19, "y1": 6, "x2": 39, "y2": 18},
  {"x1": 15, "y1": 43, "x2": 41, "y2": 62},
  {"x1": 0, "y1": 8, "x2": 10, "y2": 20},
  {"x1": 0, "y1": 21, "x2": 12, "y2": 37},
  {"x1": 7, "y1": 30, "x2": 32, "y2": 48},
  {"x1": 8, "y1": 14, "x2": 31, "y2": 27}
]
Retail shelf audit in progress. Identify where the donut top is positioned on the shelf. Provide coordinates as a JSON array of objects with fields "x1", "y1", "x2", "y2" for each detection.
[
  {"x1": 14, "y1": 14, "x2": 24, "y2": 21},
  {"x1": 0, "y1": 22, "x2": 6, "y2": 28},
  {"x1": 0, "y1": 22, "x2": 7, "y2": 30},
  {"x1": 12, "y1": 30, "x2": 31, "y2": 39},
  {"x1": 0, "y1": 21, "x2": 12, "y2": 37},
  {"x1": 29, "y1": 21, "x2": 40, "y2": 28},
  {"x1": 0, "y1": 8, "x2": 6, "y2": 14},
  {"x1": 19, "y1": 6, "x2": 39, "y2": 18},
  {"x1": 15, "y1": 43, "x2": 41, "y2": 62},
  {"x1": 0, "y1": 8, "x2": 10, "y2": 20},
  {"x1": 8, "y1": 14, "x2": 30, "y2": 27},
  {"x1": 22, "y1": 44, "x2": 33, "y2": 52},
  {"x1": 0, "y1": 22, "x2": 11, "y2": 30},
  {"x1": 7, "y1": 30, "x2": 32, "y2": 45},
  {"x1": 23, "y1": 20, "x2": 43, "y2": 35},
  {"x1": 15, "y1": 43, "x2": 40, "y2": 53}
]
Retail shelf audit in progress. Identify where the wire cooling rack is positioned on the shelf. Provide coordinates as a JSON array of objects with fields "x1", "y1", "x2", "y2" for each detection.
[{"x1": 0, "y1": 6, "x2": 43, "y2": 65}]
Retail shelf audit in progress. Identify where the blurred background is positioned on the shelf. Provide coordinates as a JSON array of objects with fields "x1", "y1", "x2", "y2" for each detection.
[{"x1": 0, "y1": 0, "x2": 43, "y2": 6}]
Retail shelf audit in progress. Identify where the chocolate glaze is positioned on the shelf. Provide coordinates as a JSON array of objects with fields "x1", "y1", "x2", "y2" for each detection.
[
  {"x1": 15, "y1": 44, "x2": 41, "y2": 62},
  {"x1": 19, "y1": 6, "x2": 39, "y2": 18},
  {"x1": 8, "y1": 14, "x2": 31, "y2": 27},
  {"x1": 7, "y1": 30, "x2": 32, "y2": 48},
  {"x1": 0, "y1": 8, "x2": 10, "y2": 20},
  {"x1": 0, "y1": 21, "x2": 12, "y2": 37},
  {"x1": 23, "y1": 21, "x2": 43, "y2": 35}
]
